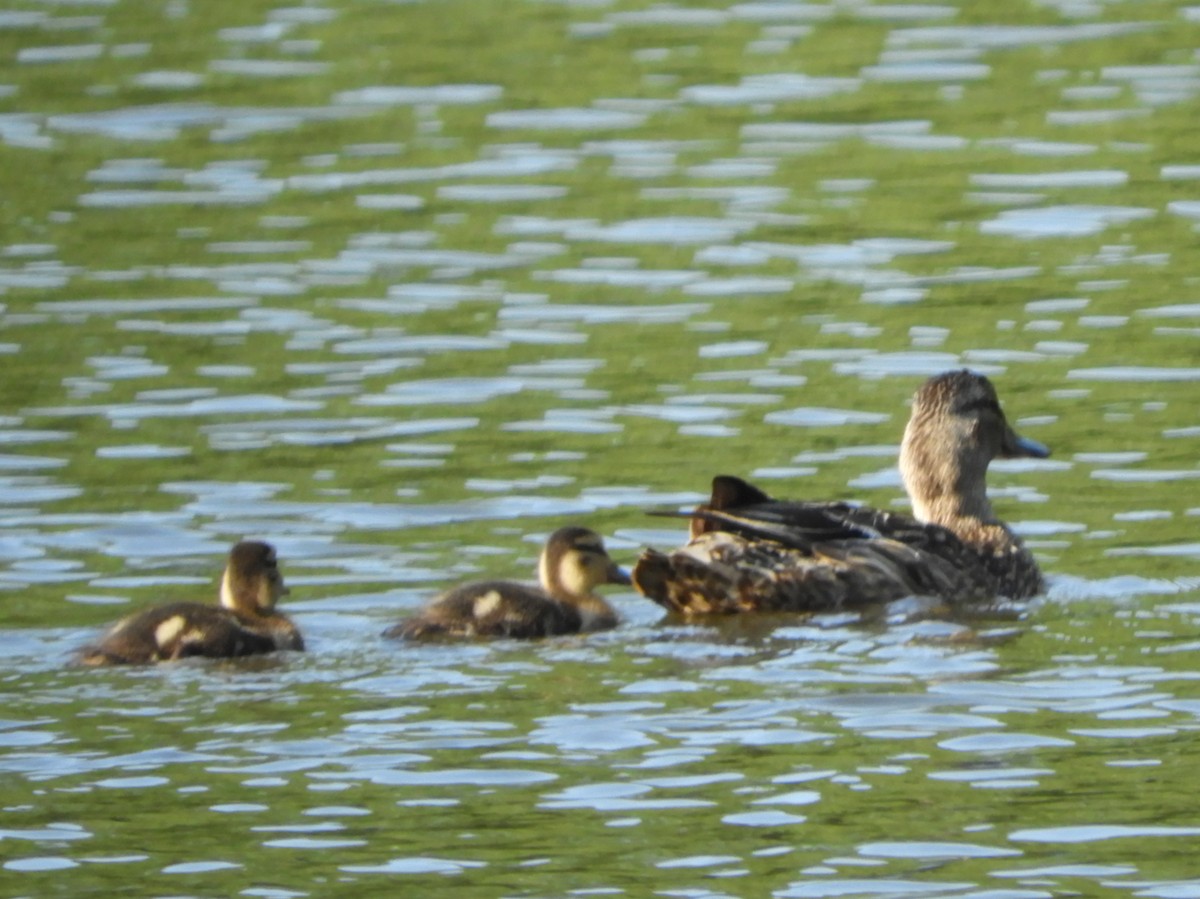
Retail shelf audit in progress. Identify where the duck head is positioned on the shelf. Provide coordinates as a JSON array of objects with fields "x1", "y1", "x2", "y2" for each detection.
[
  {"x1": 899, "y1": 369, "x2": 1049, "y2": 526},
  {"x1": 220, "y1": 540, "x2": 289, "y2": 615},
  {"x1": 538, "y1": 526, "x2": 631, "y2": 600}
]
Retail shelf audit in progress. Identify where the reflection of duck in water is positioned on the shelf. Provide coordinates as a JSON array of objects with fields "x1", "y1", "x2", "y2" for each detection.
[
  {"x1": 633, "y1": 370, "x2": 1051, "y2": 614},
  {"x1": 77, "y1": 541, "x2": 304, "y2": 665},
  {"x1": 385, "y1": 526, "x2": 630, "y2": 639}
]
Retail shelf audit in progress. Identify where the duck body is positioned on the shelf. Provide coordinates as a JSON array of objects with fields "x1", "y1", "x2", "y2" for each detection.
[
  {"x1": 635, "y1": 486, "x2": 1003, "y2": 615},
  {"x1": 77, "y1": 600, "x2": 302, "y2": 665},
  {"x1": 633, "y1": 370, "x2": 1049, "y2": 615},
  {"x1": 77, "y1": 541, "x2": 303, "y2": 666},
  {"x1": 385, "y1": 580, "x2": 610, "y2": 640},
  {"x1": 385, "y1": 526, "x2": 629, "y2": 640}
]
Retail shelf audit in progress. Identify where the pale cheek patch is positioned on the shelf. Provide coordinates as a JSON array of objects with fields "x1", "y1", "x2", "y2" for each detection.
[
  {"x1": 220, "y1": 570, "x2": 236, "y2": 609},
  {"x1": 154, "y1": 615, "x2": 187, "y2": 648},
  {"x1": 473, "y1": 590, "x2": 503, "y2": 620},
  {"x1": 561, "y1": 558, "x2": 593, "y2": 597}
]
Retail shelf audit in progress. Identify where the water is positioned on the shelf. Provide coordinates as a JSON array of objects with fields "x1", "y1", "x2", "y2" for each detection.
[{"x1": 2, "y1": 0, "x2": 1200, "y2": 896}]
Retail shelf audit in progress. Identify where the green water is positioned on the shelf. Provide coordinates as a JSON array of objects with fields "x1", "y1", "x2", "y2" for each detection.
[{"x1": 2, "y1": 0, "x2": 1200, "y2": 896}]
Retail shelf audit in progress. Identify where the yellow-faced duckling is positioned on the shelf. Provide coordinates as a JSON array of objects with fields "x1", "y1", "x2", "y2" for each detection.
[
  {"x1": 77, "y1": 541, "x2": 303, "y2": 665},
  {"x1": 633, "y1": 369, "x2": 1050, "y2": 615},
  {"x1": 384, "y1": 526, "x2": 630, "y2": 639}
]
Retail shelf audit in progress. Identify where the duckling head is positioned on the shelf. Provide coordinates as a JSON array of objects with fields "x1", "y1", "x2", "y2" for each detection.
[
  {"x1": 220, "y1": 540, "x2": 289, "y2": 615},
  {"x1": 900, "y1": 370, "x2": 1049, "y2": 526},
  {"x1": 538, "y1": 526, "x2": 631, "y2": 600}
]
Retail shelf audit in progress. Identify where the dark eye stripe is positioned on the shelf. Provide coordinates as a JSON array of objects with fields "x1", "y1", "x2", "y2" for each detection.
[{"x1": 957, "y1": 398, "x2": 1001, "y2": 416}]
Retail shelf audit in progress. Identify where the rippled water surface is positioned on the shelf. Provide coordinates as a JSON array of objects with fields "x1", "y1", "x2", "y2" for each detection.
[{"x1": 2, "y1": 0, "x2": 1200, "y2": 896}]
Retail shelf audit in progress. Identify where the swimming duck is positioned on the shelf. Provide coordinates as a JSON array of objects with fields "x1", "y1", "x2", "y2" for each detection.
[
  {"x1": 384, "y1": 526, "x2": 630, "y2": 639},
  {"x1": 632, "y1": 370, "x2": 1050, "y2": 614},
  {"x1": 76, "y1": 540, "x2": 303, "y2": 665}
]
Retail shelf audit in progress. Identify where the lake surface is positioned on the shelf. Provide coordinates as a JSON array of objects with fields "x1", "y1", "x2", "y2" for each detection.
[{"x1": 2, "y1": 0, "x2": 1200, "y2": 896}]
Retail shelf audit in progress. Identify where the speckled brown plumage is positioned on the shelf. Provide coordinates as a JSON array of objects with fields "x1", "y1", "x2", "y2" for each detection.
[
  {"x1": 76, "y1": 541, "x2": 303, "y2": 666},
  {"x1": 385, "y1": 526, "x2": 630, "y2": 640},
  {"x1": 634, "y1": 370, "x2": 1049, "y2": 615}
]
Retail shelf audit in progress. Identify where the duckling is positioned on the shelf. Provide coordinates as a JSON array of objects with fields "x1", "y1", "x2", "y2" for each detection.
[
  {"x1": 76, "y1": 541, "x2": 303, "y2": 665},
  {"x1": 384, "y1": 526, "x2": 630, "y2": 639},
  {"x1": 633, "y1": 369, "x2": 1051, "y2": 614}
]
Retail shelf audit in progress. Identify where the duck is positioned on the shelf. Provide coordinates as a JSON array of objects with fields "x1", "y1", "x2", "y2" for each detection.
[
  {"x1": 632, "y1": 369, "x2": 1050, "y2": 615},
  {"x1": 384, "y1": 526, "x2": 631, "y2": 639},
  {"x1": 76, "y1": 540, "x2": 303, "y2": 665}
]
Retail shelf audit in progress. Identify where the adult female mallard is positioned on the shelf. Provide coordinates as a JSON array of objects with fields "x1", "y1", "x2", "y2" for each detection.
[
  {"x1": 77, "y1": 541, "x2": 303, "y2": 665},
  {"x1": 384, "y1": 526, "x2": 630, "y2": 639},
  {"x1": 632, "y1": 370, "x2": 1050, "y2": 614}
]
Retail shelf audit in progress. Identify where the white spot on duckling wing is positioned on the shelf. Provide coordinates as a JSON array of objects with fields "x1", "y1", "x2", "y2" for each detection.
[
  {"x1": 154, "y1": 615, "x2": 187, "y2": 648},
  {"x1": 473, "y1": 590, "x2": 504, "y2": 620},
  {"x1": 176, "y1": 628, "x2": 210, "y2": 658}
]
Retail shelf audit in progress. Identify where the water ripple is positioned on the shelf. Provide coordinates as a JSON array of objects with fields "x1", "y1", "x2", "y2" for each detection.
[{"x1": 1011, "y1": 825, "x2": 1200, "y2": 843}]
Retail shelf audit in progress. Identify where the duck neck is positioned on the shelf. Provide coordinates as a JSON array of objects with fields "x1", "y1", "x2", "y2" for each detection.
[
  {"x1": 540, "y1": 554, "x2": 617, "y2": 630},
  {"x1": 900, "y1": 435, "x2": 1000, "y2": 534},
  {"x1": 221, "y1": 568, "x2": 269, "y2": 620}
]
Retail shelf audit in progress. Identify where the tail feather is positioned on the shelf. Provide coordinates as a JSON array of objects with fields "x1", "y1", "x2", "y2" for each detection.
[{"x1": 709, "y1": 475, "x2": 773, "y2": 509}]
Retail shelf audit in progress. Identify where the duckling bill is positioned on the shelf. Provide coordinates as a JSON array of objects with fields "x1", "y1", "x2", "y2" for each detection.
[
  {"x1": 633, "y1": 370, "x2": 1051, "y2": 615},
  {"x1": 384, "y1": 526, "x2": 630, "y2": 639},
  {"x1": 76, "y1": 541, "x2": 303, "y2": 666}
]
